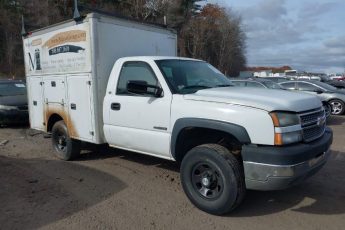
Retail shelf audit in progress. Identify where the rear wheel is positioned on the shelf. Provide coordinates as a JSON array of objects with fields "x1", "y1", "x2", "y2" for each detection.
[
  {"x1": 329, "y1": 99, "x2": 345, "y2": 115},
  {"x1": 51, "y1": 120, "x2": 81, "y2": 160},
  {"x1": 180, "y1": 144, "x2": 246, "y2": 215}
]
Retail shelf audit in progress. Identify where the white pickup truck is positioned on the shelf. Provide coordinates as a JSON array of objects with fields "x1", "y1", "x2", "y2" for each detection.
[{"x1": 23, "y1": 13, "x2": 333, "y2": 214}]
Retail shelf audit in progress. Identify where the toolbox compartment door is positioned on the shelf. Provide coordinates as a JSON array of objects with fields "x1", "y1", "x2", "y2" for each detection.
[
  {"x1": 66, "y1": 74, "x2": 94, "y2": 141},
  {"x1": 27, "y1": 77, "x2": 44, "y2": 130},
  {"x1": 43, "y1": 77, "x2": 66, "y2": 105}
]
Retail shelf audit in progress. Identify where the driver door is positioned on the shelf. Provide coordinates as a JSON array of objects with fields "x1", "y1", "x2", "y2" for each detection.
[{"x1": 104, "y1": 61, "x2": 172, "y2": 158}]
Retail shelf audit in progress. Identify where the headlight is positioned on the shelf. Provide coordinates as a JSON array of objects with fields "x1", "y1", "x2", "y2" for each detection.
[
  {"x1": 270, "y1": 112, "x2": 302, "y2": 145},
  {"x1": 0, "y1": 105, "x2": 19, "y2": 111},
  {"x1": 270, "y1": 112, "x2": 300, "y2": 127}
]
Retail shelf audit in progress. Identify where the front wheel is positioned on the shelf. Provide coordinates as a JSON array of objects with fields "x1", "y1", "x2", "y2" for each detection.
[
  {"x1": 180, "y1": 144, "x2": 246, "y2": 215},
  {"x1": 329, "y1": 99, "x2": 345, "y2": 115},
  {"x1": 51, "y1": 120, "x2": 81, "y2": 160}
]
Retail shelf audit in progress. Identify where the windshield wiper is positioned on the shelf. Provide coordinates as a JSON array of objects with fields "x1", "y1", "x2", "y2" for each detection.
[
  {"x1": 216, "y1": 84, "x2": 233, "y2": 87},
  {"x1": 182, "y1": 85, "x2": 212, "y2": 90}
]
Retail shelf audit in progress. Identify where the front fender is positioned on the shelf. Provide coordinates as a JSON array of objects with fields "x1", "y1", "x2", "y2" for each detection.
[{"x1": 171, "y1": 118, "x2": 251, "y2": 159}]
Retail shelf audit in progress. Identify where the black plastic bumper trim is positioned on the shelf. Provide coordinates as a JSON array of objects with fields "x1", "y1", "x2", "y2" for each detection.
[{"x1": 242, "y1": 127, "x2": 333, "y2": 165}]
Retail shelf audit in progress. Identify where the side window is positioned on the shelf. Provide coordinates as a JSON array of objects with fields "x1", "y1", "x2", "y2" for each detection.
[
  {"x1": 280, "y1": 82, "x2": 295, "y2": 89},
  {"x1": 297, "y1": 82, "x2": 318, "y2": 91},
  {"x1": 246, "y1": 82, "x2": 265, "y2": 88},
  {"x1": 117, "y1": 62, "x2": 158, "y2": 95}
]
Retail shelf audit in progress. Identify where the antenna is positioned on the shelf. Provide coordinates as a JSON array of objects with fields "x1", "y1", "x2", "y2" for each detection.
[
  {"x1": 21, "y1": 15, "x2": 27, "y2": 36},
  {"x1": 73, "y1": 0, "x2": 81, "y2": 20}
]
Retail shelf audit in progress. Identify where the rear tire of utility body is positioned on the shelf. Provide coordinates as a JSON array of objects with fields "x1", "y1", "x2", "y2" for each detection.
[
  {"x1": 329, "y1": 99, "x2": 345, "y2": 115},
  {"x1": 51, "y1": 120, "x2": 81, "y2": 161},
  {"x1": 180, "y1": 144, "x2": 246, "y2": 215}
]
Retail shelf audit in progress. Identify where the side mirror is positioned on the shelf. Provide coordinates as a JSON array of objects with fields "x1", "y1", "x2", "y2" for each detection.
[
  {"x1": 127, "y1": 80, "x2": 163, "y2": 97},
  {"x1": 314, "y1": 89, "x2": 323, "y2": 94}
]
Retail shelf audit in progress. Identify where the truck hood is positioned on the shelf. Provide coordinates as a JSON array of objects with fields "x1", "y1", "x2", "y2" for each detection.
[{"x1": 183, "y1": 87, "x2": 321, "y2": 112}]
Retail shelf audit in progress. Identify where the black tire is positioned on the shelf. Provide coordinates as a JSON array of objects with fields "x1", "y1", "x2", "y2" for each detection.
[
  {"x1": 51, "y1": 120, "x2": 81, "y2": 160},
  {"x1": 180, "y1": 144, "x2": 246, "y2": 215},
  {"x1": 329, "y1": 99, "x2": 345, "y2": 115}
]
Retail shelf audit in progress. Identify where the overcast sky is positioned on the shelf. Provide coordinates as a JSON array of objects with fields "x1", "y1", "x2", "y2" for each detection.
[{"x1": 207, "y1": 0, "x2": 345, "y2": 73}]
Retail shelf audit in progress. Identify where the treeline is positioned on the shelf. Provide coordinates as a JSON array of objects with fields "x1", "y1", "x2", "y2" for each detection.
[{"x1": 0, "y1": 0, "x2": 246, "y2": 78}]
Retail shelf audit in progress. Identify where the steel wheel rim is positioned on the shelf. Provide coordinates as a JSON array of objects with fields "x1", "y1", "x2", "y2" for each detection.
[
  {"x1": 330, "y1": 101, "x2": 343, "y2": 115},
  {"x1": 54, "y1": 130, "x2": 67, "y2": 152},
  {"x1": 191, "y1": 162, "x2": 224, "y2": 199}
]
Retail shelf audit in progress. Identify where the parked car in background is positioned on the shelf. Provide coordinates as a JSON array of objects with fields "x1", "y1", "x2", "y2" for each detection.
[
  {"x1": 232, "y1": 78, "x2": 331, "y2": 117},
  {"x1": 330, "y1": 75, "x2": 345, "y2": 81},
  {"x1": 296, "y1": 76, "x2": 321, "y2": 81},
  {"x1": 261, "y1": 77, "x2": 292, "y2": 83},
  {"x1": 319, "y1": 75, "x2": 345, "y2": 89},
  {"x1": 280, "y1": 80, "x2": 345, "y2": 115},
  {"x1": 0, "y1": 80, "x2": 28, "y2": 126},
  {"x1": 231, "y1": 78, "x2": 284, "y2": 89}
]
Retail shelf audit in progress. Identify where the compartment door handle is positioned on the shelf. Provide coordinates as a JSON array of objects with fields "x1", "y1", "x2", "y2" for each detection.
[{"x1": 70, "y1": 103, "x2": 77, "y2": 110}]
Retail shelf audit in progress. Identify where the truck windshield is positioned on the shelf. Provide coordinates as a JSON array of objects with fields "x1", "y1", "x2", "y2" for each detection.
[{"x1": 155, "y1": 59, "x2": 233, "y2": 94}]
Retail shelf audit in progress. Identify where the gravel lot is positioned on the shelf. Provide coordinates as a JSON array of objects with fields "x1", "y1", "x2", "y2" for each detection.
[{"x1": 1, "y1": 116, "x2": 345, "y2": 230}]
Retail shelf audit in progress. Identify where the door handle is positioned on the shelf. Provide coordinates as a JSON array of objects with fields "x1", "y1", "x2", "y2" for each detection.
[
  {"x1": 71, "y1": 103, "x2": 76, "y2": 110},
  {"x1": 111, "y1": 103, "x2": 121, "y2": 110}
]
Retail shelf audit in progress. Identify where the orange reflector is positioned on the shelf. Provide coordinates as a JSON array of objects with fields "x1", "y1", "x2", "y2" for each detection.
[
  {"x1": 274, "y1": 133, "x2": 283, "y2": 145},
  {"x1": 270, "y1": 113, "x2": 280, "y2": 127}
]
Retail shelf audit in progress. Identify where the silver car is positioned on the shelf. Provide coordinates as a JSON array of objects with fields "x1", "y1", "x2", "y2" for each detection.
[
  {"x1": 231, "y1": 78, "x2": 332, "y2": 117},
  {"x1": 231, "y1": 78, "x2": 284, "y2": 89},
  {"x1": 280, "y1": 80, "x2": 345, "y2": 115}
]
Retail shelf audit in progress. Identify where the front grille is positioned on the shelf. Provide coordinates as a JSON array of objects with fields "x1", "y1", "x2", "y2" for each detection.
[
  {"x1": 299, "y1": 107, "x2": 326, "y2": 142},
  {"x1": 303, "y1": 123, "x2": 326, "y2": 141}
]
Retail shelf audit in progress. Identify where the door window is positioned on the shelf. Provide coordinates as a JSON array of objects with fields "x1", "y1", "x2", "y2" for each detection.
[
  {"x1": 297, "y1": 82, "x2": 319, "y2": 91},
  {"x1": 117, "y1": 61, "x2": 159, "y2": 95},
  {"x1": 280, "y1": 82, "x2": 296, "y2": 89}
]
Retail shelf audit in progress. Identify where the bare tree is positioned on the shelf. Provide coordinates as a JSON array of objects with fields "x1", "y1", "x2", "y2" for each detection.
[
  {"x1": 0, "y1": 1, "x2": 246, "y2": 78},
  {"x1": 180, "y1": 4, "x2": 246, "y2": 76}
]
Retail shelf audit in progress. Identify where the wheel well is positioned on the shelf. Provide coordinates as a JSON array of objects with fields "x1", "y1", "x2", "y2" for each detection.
[
  {"x1": 47, "y1": 114, "x2": 63, "y2": 132},
  {"x1": 174, "y1": 127, "x2": 242, "y2": 162},
  {"x1": 328, "y1": 98, "x2": 343, "y2": 103}
]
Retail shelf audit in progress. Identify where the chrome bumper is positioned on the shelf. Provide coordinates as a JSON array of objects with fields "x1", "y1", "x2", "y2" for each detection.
[{"x1": 244, "y1": 149, "x2": 330, "y2": 191}]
